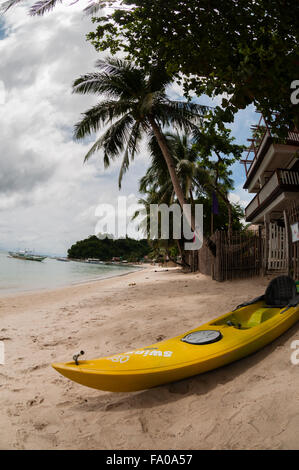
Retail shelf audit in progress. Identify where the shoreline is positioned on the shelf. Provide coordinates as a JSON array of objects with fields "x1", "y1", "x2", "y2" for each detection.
[
  {"x1": 0, "y1": 262, "x2": 145, "y2": 299},
  {"x1": 1, "y1": 268, "x2": 299, "y2": 449}
]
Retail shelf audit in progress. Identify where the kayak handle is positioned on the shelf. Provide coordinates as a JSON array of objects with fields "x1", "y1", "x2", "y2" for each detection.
[
  {"x1": 227, "y1": 321, "x2": 241, "y2": 329},
  {"x1": 73, "y1": 350, "x2": 85, "y2": 365},
  {"x1": 280, "y1": 296, "x2": 299, "y2": 314}
]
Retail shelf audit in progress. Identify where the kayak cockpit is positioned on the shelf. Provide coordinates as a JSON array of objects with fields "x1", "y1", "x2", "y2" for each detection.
[{"x1": 212, "y1": 305, "x2": 281, "y2": 330}]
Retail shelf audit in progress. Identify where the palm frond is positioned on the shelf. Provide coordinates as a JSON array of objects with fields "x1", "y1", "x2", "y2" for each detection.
[
  {"x1": 83, "y1": 0, "x2": 107, "y2": 15},
  {"x1": 0, "y1": 0, "x2": 22, "y2": 14},
  {"x1": 153, "y1": 99, "x2": 211, "y2": 130},
  {"x1": 73, "y1": 73, "x2": 120, "y2": 97},
  {"x1": 73, "y1": 68, "x2": 144, "y2": 101},
  {"x1": 93, "y1": 113, "x2": 134, "y2": 162},
  {"x1": 0, "y1": 0, "x2": 110, "y2": 15},
  {"x1": 95, "y1": 58, "x2": 147, "y2": 99},
  {"x1": 118, "y1": 147, "x2": 130, "y2": 188},
  {"x1": 73, "y1": 100, "x2": 133, "y2": 139},
  {"x1": 95, "y1": 57, "x2": 134, "y2": 75},
  {"x1": 82, "y1": 135, "x2": 108, "y2": 164},
  {"x1": 29, "y1": 0, "x2": 62, "y2": 16},
  {"x1": 77, "y1": 113, "x2": 133, "y2": 163},
  {"x1": 118, "y1": 121, "x2": 141, "y2": 187}
]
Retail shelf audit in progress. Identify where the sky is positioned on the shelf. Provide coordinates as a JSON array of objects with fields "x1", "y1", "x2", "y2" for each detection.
[{"x1": 0, "y1": 1, "x2": 259, "y2": 256}]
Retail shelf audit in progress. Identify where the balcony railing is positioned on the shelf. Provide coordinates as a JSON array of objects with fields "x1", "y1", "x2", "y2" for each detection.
[
  {"x1": 245, "y1": 169, "x2": 299, "y2": 221},
  {"x1": 241, "y1": 114, "x2": 299, "y2": 182}
]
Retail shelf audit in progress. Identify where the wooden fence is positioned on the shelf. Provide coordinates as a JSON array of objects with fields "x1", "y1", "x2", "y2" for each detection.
[
  {"x1": 187, "y1": 207, "x2": 299, "y2": 281},
  {"x1": 193, "y1": 230, "x2": 263, "y2": 281}
]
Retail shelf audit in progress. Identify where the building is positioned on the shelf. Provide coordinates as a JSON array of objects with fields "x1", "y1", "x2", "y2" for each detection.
[{"x1": 242, "y1": 115, "x2": 299, "y2": 275}]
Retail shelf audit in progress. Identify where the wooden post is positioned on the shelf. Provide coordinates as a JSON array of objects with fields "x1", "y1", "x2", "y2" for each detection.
[
  {"x1": 215, "y1": 232, "x2": 222, "y2": 281},
  {"x1": 258, "y1": 225, "x2": 263, "y2": 276},
  {"x1": 263, "y1": 213, "x2": 270, "y2": 275},
  {"x1": 283, "y1": 208, "x2": 292, "y2": 277}
]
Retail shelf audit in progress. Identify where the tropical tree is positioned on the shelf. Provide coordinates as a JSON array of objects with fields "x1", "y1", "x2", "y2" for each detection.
[
  {"x1": 132, "y1": 191, "x2": 183, "y2": 267},
  {"x1": 139, "y1": 129, "x2": 244, "y2": 237},
  {"x1": 139, "y1": 132, "x2": 200, "y2": 203},
  {"x1": 88, "y1": 0, "x2": 299, "y2": 133},
  {"x1": 192, "y1": 125, "x2": 245, "y2": 238},
  {"x1": 72, "y1": 57, "x2": 210, "y2": 235},
  {"x1": 134, "y1": 132, "x2": 244, "y2": 267},
  {"x1": 136, "y1": 132, "x2": 199, "y2": 267}
]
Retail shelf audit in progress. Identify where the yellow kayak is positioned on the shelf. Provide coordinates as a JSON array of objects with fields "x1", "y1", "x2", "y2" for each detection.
[{"x1": 52, "y1": 276, "x2": 299, "y2": 392}]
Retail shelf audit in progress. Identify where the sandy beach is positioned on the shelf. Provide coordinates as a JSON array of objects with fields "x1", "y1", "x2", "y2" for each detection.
[{"x1": 1, "y1": 267, "x2": 299, "y2": 450}]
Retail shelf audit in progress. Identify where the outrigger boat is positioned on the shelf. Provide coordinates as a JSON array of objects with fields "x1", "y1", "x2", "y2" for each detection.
[
  {"x1": 8, "y1": 250, "x2": 46, "y2": 262},
  {"x1": 52, "y1": 276, "x2": 299, "y2": 392}
]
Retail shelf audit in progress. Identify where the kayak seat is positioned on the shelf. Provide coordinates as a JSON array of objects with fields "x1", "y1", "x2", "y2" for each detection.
[
  {"x1": 244, "y1": 309, "x2": 265, "y2": 328},
  {"x1": 243, "y1": 308, "x2": 278, "y2": 328},
  {"x1": 213, "y1": 306, "x2": 279, "y2": 329},
  {"x1": 265, "y1": 276, "x2": 297, "y2": 307}
]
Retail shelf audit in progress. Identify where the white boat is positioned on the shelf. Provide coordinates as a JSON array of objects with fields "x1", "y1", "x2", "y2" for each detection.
[{"x1": 8, "y1": 250, "x2": 46, "y2": 262}]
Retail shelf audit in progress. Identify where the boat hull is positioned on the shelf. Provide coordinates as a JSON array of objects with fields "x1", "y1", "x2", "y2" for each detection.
[
  {"x1": 8, "y1": 252, "x2": 46, "y2": 262},
  {"x1": 52, "y1": 301, "x2": 299, "y2": 392}
]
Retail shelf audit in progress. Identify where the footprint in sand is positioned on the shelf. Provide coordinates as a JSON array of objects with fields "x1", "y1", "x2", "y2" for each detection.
[
  {"x1": 25, "y1": 363, "x2": 49, "y2": 373},
  {"x1": 156, "y1": 335, "x2": 166, "y2": 341},
  {"x1": 26, "y1": 395, "x2": 45, "y2": 407},
  {"x1": 42, "y1": 340, "x2": 66, "y2": 348},
  {"x1": 139, "y1": 416, "x2": 149, "y2": 433},
  {"x1": 33, "y1": 422, "x2": 48, "y2": 431},
  {"x1": 104, "y1": 401, "x2": 124, "y2": 411}
]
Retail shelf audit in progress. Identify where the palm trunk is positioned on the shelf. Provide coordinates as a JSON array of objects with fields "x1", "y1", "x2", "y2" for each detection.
[
  {"x1": 149, "y1": 116, "x2": 216, "y2": 261},
  {"x1": 149, "y1": 117, "x2": 195, "y2": 232}
]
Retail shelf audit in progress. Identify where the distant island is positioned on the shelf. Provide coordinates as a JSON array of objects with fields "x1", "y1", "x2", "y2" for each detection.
[{"x1": 67, "y1": 235, "x2": 151, "y2": 263}]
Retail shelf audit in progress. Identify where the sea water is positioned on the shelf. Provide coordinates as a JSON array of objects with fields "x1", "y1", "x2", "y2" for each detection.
[{"x1": 0, "y1": 251, "x2": 139, "y2": 295}]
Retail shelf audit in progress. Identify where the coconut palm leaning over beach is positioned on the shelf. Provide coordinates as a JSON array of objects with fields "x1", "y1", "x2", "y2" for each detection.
[{"x1": 72, "y1": 58, "x2": 210, "y2": 237}]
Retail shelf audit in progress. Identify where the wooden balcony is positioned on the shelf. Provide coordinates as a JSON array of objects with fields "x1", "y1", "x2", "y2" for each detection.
[
  {"x1": 242, "y1": 115, "x2": 299, "y2": 192},
  {"x1": 245, "y1": 169, "x2": 299, "y2": 222}
]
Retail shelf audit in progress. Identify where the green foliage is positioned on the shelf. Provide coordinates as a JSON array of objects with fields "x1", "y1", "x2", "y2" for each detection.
[
  {"x1": 72, "y1": 57, "x2": 209, "y2": 188},
  {"x1": 197, "y1": 196, "x2": 244, "y2": 237},
  {"x1": 135, "y1": 132, "x2": 245, "y2": 245},
  {"x1": 88, "y1": 0, "x2": 299, "y2": 133},
  {"x1": 67, "y1": 235, "x2": 150, "y2": 262}
]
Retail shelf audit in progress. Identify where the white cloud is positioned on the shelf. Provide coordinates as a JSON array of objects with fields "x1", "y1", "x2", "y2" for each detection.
[
  {"x1": 0, "y1": 3, "x2": 151, "y2": 255},
  {"x1": 0, "y1": 80, "x2": 5, "y2": 104},
  {"x1": 229, "y1": 185, "x2": 253, "y2": 209}
]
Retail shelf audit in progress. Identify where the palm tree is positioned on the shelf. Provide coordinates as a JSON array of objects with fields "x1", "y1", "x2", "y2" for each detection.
[
  {"x1": 140, "y1": 132, "x2": 202, "y2": 202},
  {"x1": 72, "y1": 57, "x2": 209, "y2": 233},
  {"x1": 141, "y1": 131, "x2": 241, "y2": 239},
  {"x1": 192, "y1": 126, "x2": 244, "y2": 239},
  {"x1": 135, "y1": 132, "x2": 209, "y2": 268}
]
